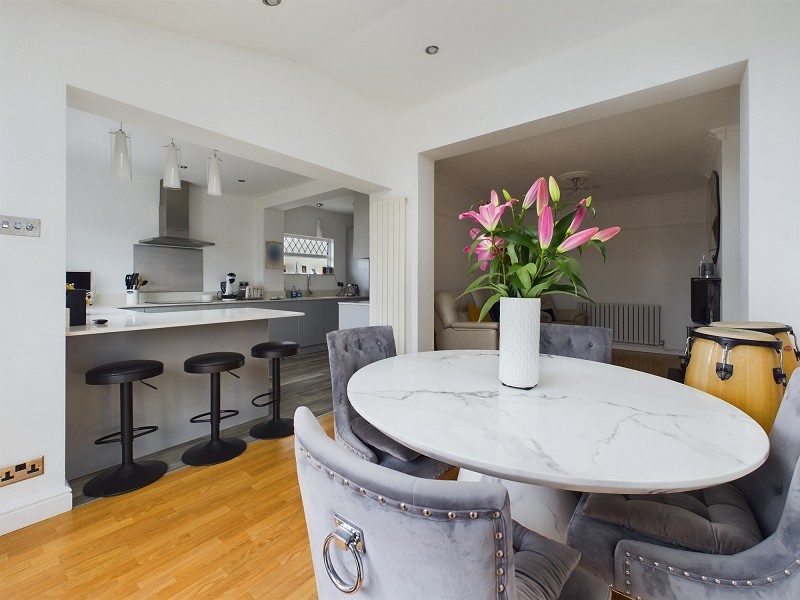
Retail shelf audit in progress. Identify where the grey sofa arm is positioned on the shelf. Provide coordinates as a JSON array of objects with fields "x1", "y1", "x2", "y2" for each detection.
[{"x1": 615, "y1": 536, "x2": 800, "y2": 599}]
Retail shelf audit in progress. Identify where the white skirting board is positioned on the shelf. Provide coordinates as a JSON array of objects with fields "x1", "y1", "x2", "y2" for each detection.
[{"x1": 0, "y1": 485, "x2": 73, "y2": 536}]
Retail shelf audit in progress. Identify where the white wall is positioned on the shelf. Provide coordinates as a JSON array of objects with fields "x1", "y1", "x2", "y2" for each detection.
[{"x1": 578, "y1": 191, "x2": 709, "y2": 352}]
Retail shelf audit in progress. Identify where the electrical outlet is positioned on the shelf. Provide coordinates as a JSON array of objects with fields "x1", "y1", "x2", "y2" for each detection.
[{"x1": 0, "y1": 456, "x2": 44, "y2": 487}]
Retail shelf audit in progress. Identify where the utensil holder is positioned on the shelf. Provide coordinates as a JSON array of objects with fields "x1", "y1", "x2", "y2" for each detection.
[{"x1": 125, "y1": 289, "x2": 140, "y2": 305}]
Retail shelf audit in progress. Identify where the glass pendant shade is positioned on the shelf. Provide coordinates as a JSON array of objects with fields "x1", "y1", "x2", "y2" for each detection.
[
  {"x1": 207, "y1": 151, "x2": 222, "y2": 196},
  {"x1": 316, "y1": 218, "x2": 323, "y2": 238},
  {"x1": 110, "y1": 127, "x2": 131, "y2": 179},
  {"x1": 163, "y1": 140, "x2": 181, "y2": 189}
]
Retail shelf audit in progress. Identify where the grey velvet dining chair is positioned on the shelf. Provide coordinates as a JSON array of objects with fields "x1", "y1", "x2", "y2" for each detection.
[
  {"x1": 565, "y1": 372, "x2": 800, "y2": 599},
  {"x1": 326, "y1": 325, "x2": 452, "y2": 479},
  {"x1": 539, "y1": 323, "x2": 612, "y2": 363},
  {"x1": 293, "y1": 406, "x2": 612, "y2": 600}
]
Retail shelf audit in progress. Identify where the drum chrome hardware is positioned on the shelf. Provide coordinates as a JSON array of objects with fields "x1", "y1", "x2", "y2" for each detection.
[
  {"x1": 323, "y1": 514, "x2": 365, "y2": 594},
  {"x1": 716, "y1": 345, "x2": 733, "y2": 380}
]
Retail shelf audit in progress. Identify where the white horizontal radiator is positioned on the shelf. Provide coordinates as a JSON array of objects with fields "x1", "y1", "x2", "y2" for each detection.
[{"x1": 579, "y1": 303, "x2": 662, "y2": 347}]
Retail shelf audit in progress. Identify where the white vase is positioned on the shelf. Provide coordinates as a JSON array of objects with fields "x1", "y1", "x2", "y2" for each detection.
[{"x1": 498, "y1": 297, "x2": 541, "y2": 389}]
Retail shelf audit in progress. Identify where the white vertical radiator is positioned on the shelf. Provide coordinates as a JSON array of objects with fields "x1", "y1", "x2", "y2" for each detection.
[
  {"x1": 579, "y1": 303, "x2": 663, "y2": 347},
  {"x1": 370, "y1": 197, "x2": 406, "y2": 354}
]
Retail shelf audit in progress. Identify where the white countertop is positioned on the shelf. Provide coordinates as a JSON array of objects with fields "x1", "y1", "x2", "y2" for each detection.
[
  {"x1": 347, "y1": 350, "x2": 770, "y2": 494},
  {"x1": 124, "y1": 295, "x2": 368, "y2": 308},
  {"x1": 67, "y1": 306, "x2": 304, "y2": 336}
]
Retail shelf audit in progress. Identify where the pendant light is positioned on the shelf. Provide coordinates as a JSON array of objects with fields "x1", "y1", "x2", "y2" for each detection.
[
  {"x1": 315, "y1": 203, "x2": 323, "y2": 238},
  {"x1": 207, "y1": 150, "x2": 222, "y2": 196},
  {"x1": 163, "y1": 138, "x2": 181, "y2": 189},
  {"x1": 109, "y1": 123, "x2": 131, "y2": 179}
]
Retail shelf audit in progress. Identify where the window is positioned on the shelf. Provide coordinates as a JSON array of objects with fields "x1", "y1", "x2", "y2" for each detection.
[{"x1": 283, "y1": 234, "x2": 333, "y2": 274}]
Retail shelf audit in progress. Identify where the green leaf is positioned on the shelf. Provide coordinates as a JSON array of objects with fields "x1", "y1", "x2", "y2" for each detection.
[{"x1": 478, "y1": 292, "x2": 502, "y2": 322}]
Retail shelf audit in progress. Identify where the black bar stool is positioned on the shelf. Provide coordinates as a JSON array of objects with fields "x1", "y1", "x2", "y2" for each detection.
[
  {"x1": 182, "y1": 352, "x2": 247, "y2": 466},
  {"x1": 250, "y1": 341, "x2": 299, "y2": 439},
  {"x1": 83, "y1": 360, "x2": 167, "y2": 497}
]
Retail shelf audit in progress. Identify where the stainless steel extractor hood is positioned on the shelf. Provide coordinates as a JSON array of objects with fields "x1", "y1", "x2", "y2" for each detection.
[{"x1": 138, "y1": 181, "x2": 215, "y2": 248}]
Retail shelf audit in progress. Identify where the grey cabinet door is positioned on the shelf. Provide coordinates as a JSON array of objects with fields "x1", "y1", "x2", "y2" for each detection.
[
  {"x1": 267, "y1": 301, "x2": 299, "y2": 343},
  {"x1": 298, "y1": 301, "x2": 324, "y2": 346},
  {"x1": 323, "y1": 299, "x2": 339, "y2": 337}
]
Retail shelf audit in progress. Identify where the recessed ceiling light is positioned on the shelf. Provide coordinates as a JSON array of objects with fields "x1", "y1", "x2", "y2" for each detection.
[
  {"x1": 238, "y1": 179, "x2": 246, "y2": 183},
  {"x1": 425, "y1": 45, "x2": 439, "y2": 55},
  {"x1": 262, "y1": 0, "x2": 281, "y2": 5},
  {"x1": 180, "y1": 165, "x2": 188, "y2": 169}
]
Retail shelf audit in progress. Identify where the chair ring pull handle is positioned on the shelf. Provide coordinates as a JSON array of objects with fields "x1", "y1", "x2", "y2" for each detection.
[
  {"x1": 322, "y1": 514, "x2": 365, "y2": 595},
  {"x1": 323, "y1": 533, "x2": 363, "y2": 594}
]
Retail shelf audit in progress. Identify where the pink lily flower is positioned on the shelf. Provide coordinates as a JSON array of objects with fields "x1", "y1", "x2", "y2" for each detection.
[
  {"x1": 592, "y1": 227, "x2": 621, "y2": 242},
  {"x1": 490, "y1": 190, "x2": 501, "y2": 206},
  {"x1": 538, "y1": 206, "x2": 554, "y2": 249},
  {"x1": 566, "y1": 198, "x2": 590, "y2": 234},
  {"x1": 464, "y1": 228, "x2": 502, "y2": 270},
  {"x1": 459, "y1": 199, "x2": 510, "y2": 232},
  {"x1": 558, "y1": 227, "x2": 599, "y2": 253},
  {"x1": 523, "y1": 177, "x2": 549, "y2": 215}
]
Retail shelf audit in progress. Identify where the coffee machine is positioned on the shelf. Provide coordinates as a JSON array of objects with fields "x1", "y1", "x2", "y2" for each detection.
[{"x1": 219, "y1": 272, "x2": 237, "y2": 301}]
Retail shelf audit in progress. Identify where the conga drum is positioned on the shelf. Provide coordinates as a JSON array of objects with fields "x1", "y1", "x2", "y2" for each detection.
[
  {"x1": 710, "y1": 321, "x2": 799, "y2": 384},
  {"x1": 684, "y1": 327, "x2": 786, "y2": 433}
]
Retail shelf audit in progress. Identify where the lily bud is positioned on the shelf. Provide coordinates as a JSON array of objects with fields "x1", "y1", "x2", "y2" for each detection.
[
  {"x1": 548, "y1": 176, "x2": 561, "y2": 203},
  {"x1": 558, "y1": 227, "x2": 599, "y2": 253},
  {"x1": 538, "y1": 206, "x2": 554, "y2": 249},
  {"x1": 592, "y1": 227, "x2": 621, "y2": 242}
]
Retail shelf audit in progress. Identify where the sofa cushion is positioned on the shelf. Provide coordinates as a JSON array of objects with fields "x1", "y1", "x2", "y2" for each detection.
[
  {"x1": 350, "y1": 416, "x2": 420, "y2": 461},
  {"x1": 467, "y1": 304, "x2": 493, "y2": 322},
  {"x1": 580, "y1": 484, "x2": 762, "y2": 554}
]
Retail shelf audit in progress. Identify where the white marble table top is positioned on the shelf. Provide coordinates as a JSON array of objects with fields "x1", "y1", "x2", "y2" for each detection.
[
  {"x1": 66, "y1": 306, "x2": 304, "y2": 336},
  {"x1": 347, "y1": 350, "x2": 770, "y2": 494}
]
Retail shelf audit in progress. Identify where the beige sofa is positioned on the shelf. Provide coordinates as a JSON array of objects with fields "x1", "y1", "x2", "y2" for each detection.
[
  {"x1": 540, "y1": 295, "x2": 587, "y2": 326},
  {"x1": 434, "y1": 289, "x2": 587, "y2": 350},
  {"x1": 434, "y1": 289, "x2": 499, "y2": 350}
]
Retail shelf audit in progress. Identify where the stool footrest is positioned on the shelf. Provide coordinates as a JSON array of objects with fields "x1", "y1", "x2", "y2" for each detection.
[
  {"x1": 251, "y1": 391, "x2": 274, "y2": 408},
  {"x1": 94, "y1": 425, "x2": 159, "y2": 446},
  {"x1": 189, "y1": 409, "x2": 239, "y2": 424}
]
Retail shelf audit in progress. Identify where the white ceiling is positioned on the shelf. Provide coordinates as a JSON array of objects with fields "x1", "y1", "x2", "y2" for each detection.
[{"x1": 60, "y1": 0, "x2": 737, "y2": 210}]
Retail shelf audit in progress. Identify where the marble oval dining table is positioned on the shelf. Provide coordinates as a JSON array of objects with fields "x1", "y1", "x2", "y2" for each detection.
[{"x1": 347, "y1": 349, "x2": 770, "y2": 540}]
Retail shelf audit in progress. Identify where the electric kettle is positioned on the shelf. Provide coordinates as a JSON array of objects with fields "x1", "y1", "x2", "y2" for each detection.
[
  {"x1": 219, "y1": 272, "x2": 237, "y2": 301},
  {"x1": 344, "y1": 283, "x2": 360, "y2": 297}
]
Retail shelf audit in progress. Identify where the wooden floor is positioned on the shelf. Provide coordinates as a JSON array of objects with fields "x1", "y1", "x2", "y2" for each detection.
[{"x1": 0, "y1": 348, "x2": 680, "y2": 599}]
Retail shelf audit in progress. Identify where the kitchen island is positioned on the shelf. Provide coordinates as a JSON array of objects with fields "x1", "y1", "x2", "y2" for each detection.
[{"x1": 66, "y1": 305, "x2": 304, "y2": 480}]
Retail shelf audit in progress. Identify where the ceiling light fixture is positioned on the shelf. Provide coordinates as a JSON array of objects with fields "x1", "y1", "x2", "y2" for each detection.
[
  {"x1": 262, "y1": 0, "x2": 281, "y2": 5},
  {"x1": 207, "y1": 150, "x2": 222, "y2": 196},
  {"x1": 557, "y1": 170, "x2": 594, "y2": 195},
  {"x1": 315, "y1": 203, "x2": 323, "y2": 238},
  {"x1": 163, "y1": 138, "x2": 182, "y2": 189},
  {"x1": 425, "y1": 45, "x2": 439, "y2": 55},
  {"x1": 109, "y1": 123, "x2": 131, "y2": 179}
]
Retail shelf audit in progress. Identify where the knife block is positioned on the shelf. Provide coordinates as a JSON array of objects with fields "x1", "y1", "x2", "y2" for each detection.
[{"x1": 66, "y1": 289, "x2": 87, "y2": 326}]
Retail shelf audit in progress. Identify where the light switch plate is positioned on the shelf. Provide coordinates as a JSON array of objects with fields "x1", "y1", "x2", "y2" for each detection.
[{"x1": 0, "y1": 215, "x2": 41, "y2": 237}]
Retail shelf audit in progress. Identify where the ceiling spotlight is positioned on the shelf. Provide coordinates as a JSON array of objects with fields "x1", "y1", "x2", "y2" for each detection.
[
  {"x1": 262, "y1": 0, "x2": 281, "y2": 5},
  {"x1": 425, "y1": 45, "x2": 439, "y2": 55}
]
